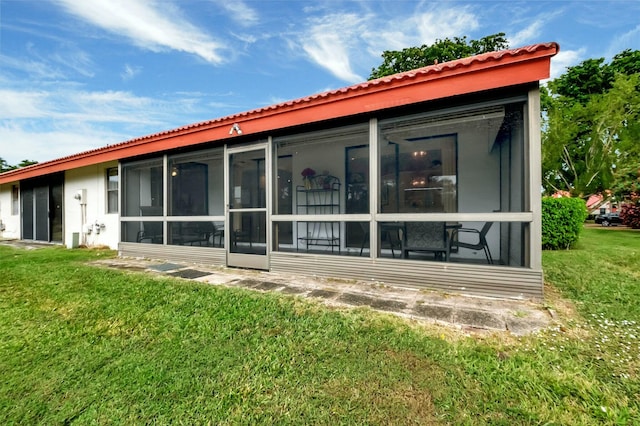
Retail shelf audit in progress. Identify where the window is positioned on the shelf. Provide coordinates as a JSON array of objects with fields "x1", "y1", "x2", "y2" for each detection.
[
  {"x1": 11, "y1": 185, "x2": 19, "y2": 215},
  {"x1": 168, "y1": 150, "x2": 223, "y2": 216},
  {"x1": 106, "y1": 168, "x2": 119, "y2": 213},
  {"x1": 273, "y1": 124, "x2": 369, "y2": 255},
  {"x1": 121, "y1": 159, "x2": 163, "y2": 217},
  {"x1": 379, "y1": 132, "x2": 457, "y2": 214}
]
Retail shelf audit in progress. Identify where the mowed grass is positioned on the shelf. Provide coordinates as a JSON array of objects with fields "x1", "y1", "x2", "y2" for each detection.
[{"x1": 0, "y1": 227, "x2": 638, "y2": 425}]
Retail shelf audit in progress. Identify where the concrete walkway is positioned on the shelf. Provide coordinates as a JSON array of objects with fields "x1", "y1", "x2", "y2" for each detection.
[{"x1": 92, "y1": 257, "x2": 552, "y2": 336}]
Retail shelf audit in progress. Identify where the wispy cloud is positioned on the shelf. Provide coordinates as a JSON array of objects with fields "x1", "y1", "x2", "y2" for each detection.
[
  {"x1": 607, "y1": 24, "x2": 640, "y2": 58},
  {"x1": 412, "y1": 8, "x2": 479, "y2": 45},
  {"x1": 213, "y1": 0, "x2": 259, "y2": 27},
  {"x1": 0, "y1": 54, "x2": 67, "y2": 81},
  {"x1": 300, "y1": 13, "x2": 368, "y2": 83},
  {"x1": 549, "y1": 48, "x2": 586, "y2": 79},
  {"x1": 50, "y1": 49, "x2": 95, "y2": 78},
  {"x1": 364, "y1": 6, "x2": 479, "y2": 56},
  {"x1": 509, "y1": 19, "x2": 546, "y2": 47},
  {"x1": 296, "y1": 5, "x2": 481, "y2": 83},
  {"x1": 0, "y1": 86, "x2": 228, "y2": 163},
  {"x1": 0, "y1": 122, "x2": 124, "y2": 163},
  {"x1": 54, "y1": 0, "x2": 227, "y2": 64},
  {"x1": 121, "y1": 64, "x2": 141, "y2": 81}
]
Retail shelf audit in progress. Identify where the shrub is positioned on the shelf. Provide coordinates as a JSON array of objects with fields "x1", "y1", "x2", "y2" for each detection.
[
  {"x1": 542, "y1": 197, "x2": 588, "y2": 250},
  {"x1": 620, "y1": 197, "x2": 640, "y2": 229}
]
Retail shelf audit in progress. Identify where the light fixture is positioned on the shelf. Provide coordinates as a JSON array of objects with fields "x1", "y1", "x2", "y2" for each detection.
[{"x1": 229, "y1": 123, "x2": 242, "y2": 135}]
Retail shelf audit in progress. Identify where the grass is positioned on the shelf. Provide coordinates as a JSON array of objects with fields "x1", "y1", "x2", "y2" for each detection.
[{"x1": 0, "y1": 227, "x2": 638, "y2": 425}]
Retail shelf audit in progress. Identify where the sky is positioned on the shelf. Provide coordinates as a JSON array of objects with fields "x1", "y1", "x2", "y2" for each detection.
[{"x1": 1, "y1": 0, "x2": 639, "y2": 165}]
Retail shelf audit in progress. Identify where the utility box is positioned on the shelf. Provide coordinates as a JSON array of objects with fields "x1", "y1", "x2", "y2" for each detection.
[{"x1": 72, "y1": 232, "x2": 80, "y2": 248}]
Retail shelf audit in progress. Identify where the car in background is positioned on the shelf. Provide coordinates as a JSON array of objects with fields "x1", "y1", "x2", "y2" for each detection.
[{"x1": 595, "y1": 212, "x2": 622, "y2": 226}]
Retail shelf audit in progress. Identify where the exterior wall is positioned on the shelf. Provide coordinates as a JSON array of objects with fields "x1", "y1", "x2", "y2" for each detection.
[
  {"x1": 0, "y1": 184, "x2": 20, "y2": 239},
  {"x1": 64, "y1": 162, "x2": 119, "y2": 249}
]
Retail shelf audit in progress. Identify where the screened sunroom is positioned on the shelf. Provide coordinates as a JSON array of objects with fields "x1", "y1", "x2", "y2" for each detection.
[{"x1": 116, "y1": 91, "x2": 540, "y2": 298}]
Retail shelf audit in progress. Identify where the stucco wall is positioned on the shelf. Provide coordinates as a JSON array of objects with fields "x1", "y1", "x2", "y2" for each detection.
[
  {"x1": 64, "y1": 162, "x2": 119, "y2": 249},
  {"x1": 0, "y1": 184, "x2": 20, "y2": 239}
]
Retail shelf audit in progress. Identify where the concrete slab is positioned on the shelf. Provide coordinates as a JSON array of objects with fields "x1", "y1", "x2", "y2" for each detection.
[
  {"x1": 78, "y1": 254, "x2": 554, "y2": 335},
  {"x1": 413, "y1": 304, "x2": 455, "y2": 323},
  {"x1": 149, "y1": 263, "x2": 183, "y2": 272},
  {"x1": 308, "y1": 289, "x2": 339, "y2": 299},
  {"x1": 168, "y1": 269, "x2": 211, "y2": 279},
  {"x1": 455, "y1": 308, "x2": 505, "y2": 331},
  {"x1": 338, "y1": 293, "x2": 378, "y2": 307},
  {"x1": 235, "y1": 279, "x2": 262, "y2": 288},
  {"x1": 254, "y1": 281, "x2": 285, "y2": 291}
]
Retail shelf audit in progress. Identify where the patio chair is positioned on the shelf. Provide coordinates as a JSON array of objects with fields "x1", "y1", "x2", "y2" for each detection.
[
  {"x1": 401, "y1": 222, "x2": 450, "y2": 261},
  {"x1": 449, "y1": 222, "x2": 494, "y2": 264},
  {"x1": 359, "y1": 223, "x2": 400, "y2": 258},
  {"x1": 137, "y1": 206, "x2": 164, "y2": 243}
]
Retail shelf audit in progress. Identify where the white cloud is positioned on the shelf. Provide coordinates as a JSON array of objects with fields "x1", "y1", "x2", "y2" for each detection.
[
  {"x1": 607, "y1": 24, "x2": 640, "y2": 58},
  {"x1": 121, "y1": 64, "x2": 141, "y2": 81},
  {"x1": 0, "y1": 86, "x2": 219, "y2": 163},
  {"x1": 1, "y1": 53, "x2": 67, "y2": 81},
  {"x1": 361, "y1": 7, "x2": 479, "y2": 58},
  {"x1": 412, "y1": 8, "x2": 479, "y2": 45},
  {"x1": 549, "y1": 48, "x2": 586, "y2": 80},
  {"x1": 54, "y1": 0, "x2": 226, "y2": 64},
  {"x1": 509, "y1": 19, "x2": 545, "y2": 47},
  {"x1": 295, "y1": 5, "x2": 484, "y2": 83},
  {"x1": 300, "y1": 13, "x2": 367, "y2": 83},
  {"x1": 0, "y1": 122, "x2": 124, "y2": 164},
  {"x1": 0, "y1": 90, "x2": 50, "y2": 119},
  {"x1": 50, "y1": 49, "x2": 95, "y2": 78},
  {"x1": 214, "y1": 0, "x2": 259, "y2": 27}
]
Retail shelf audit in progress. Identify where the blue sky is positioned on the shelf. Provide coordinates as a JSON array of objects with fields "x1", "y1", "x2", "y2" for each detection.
[{"x1": 1, "y1": 0, "x2": 639, "y2": 165}]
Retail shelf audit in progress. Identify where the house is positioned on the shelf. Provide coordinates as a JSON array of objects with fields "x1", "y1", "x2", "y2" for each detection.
[
  {"x1": 0, "y1": 42, "x2": 559, "y2": 299},
  {"x1": 586, "y1": 193, "x2": 617, "y2": 218}
]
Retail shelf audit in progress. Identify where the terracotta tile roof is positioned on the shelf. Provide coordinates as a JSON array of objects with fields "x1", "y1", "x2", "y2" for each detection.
[{"x1": 0, "y1": 42, "x2": 558, "y2": 183}]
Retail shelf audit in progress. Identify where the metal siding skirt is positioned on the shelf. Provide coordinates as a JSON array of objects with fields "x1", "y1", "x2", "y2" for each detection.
[
  {"x1": 119, "y1": 242, "x2": 226, "y2": 266},
  {"x1": 117, "y1": 244, "x2": 542, "y2": 299},
  {"x1": 270, "y1": 253, "x2": 542, "y2": 299}
]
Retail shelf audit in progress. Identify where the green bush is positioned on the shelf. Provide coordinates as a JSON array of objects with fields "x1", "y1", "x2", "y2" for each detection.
[{"x1": 541, "y1": 197, "x2": 588, "y2": 250}]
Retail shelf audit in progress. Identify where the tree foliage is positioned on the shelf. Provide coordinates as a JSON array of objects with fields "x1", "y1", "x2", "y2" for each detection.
[
  {"x1": 542, "y1": 51, "x2": 640, "y2": 199},
  {"x1": 368, "y1": 33, "x2": 509, "y2": 80},
  {"x1": 0, "y1": 158, "x2": 38, "y2": 173}
]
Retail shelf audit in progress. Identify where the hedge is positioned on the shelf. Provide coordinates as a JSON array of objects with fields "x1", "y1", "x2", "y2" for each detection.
[{"x1": 541, "y1": 197, "x2": 588, "y2": 250}]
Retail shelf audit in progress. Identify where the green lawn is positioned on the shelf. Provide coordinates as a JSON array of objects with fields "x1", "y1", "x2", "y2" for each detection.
[{"x1": 0, "y1": 228, "x2": 638, "y2": 425}]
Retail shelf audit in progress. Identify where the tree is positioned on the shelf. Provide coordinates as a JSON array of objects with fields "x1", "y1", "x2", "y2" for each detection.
[
  {"x1": 543, "y1": 73, "x2": 639, "y2": 198},
  {"x1": 542, "y1": 51, "x2": 640, "y2": 199},
  {"x1": 17, "y1": 159, "x2": 38, "y2": 168},
  {"x1": 369, "y1": 33, "x2": 509, "y2": 80},
  {"x1": 0, "y1": 158, "x2": 16, "y2": 173},
  {"x1": 0, "y1": 158, "x2": 38, "y2": 173}
]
